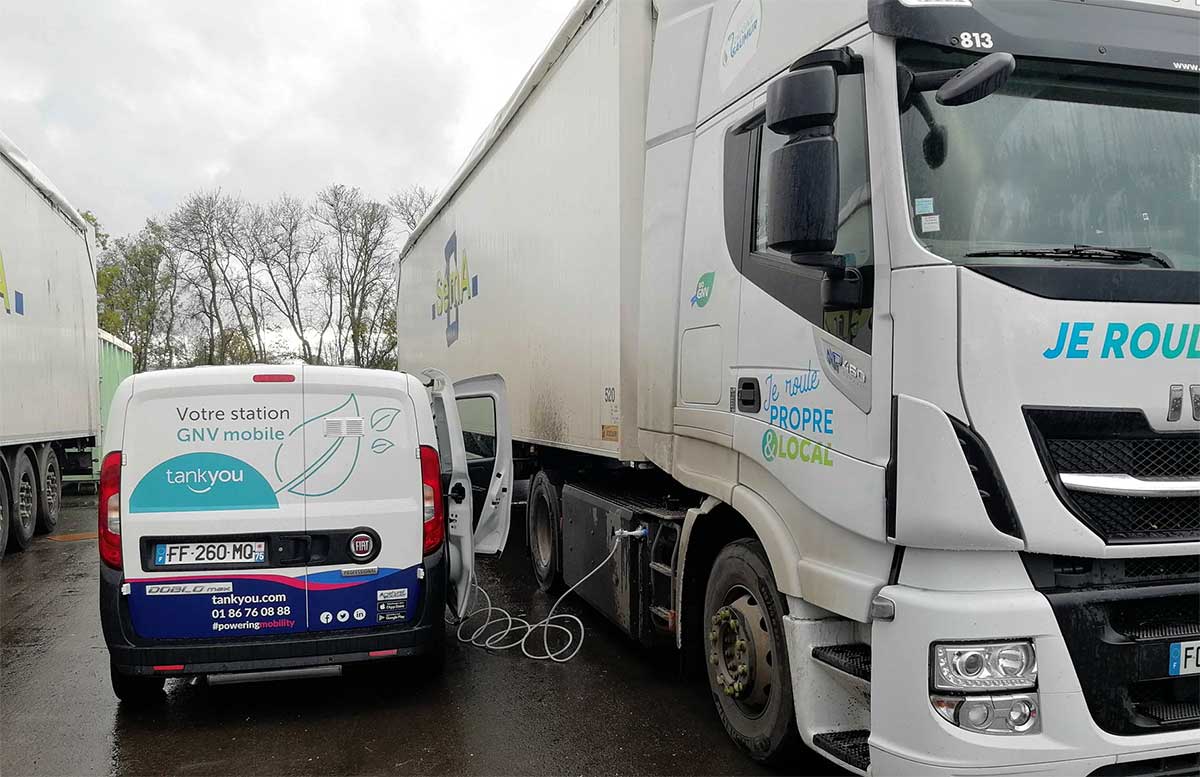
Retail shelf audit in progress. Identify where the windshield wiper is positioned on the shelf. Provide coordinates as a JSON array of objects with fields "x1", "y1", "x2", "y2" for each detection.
[{"x1": 964, "y1": 245, "x2": 1173, "y2": 268}]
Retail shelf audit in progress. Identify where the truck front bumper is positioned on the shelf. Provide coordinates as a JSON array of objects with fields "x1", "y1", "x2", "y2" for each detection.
[{"x1": 869, "y1": 569, "x2": 1199, "y2": 776}]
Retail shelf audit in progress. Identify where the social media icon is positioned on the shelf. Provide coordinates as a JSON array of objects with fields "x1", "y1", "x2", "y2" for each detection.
[
  {"x1": 336, "y1": 610, "x2": 350, "y2": 623},
  {"x1": 353, "y1": 608, "x2": 366, "y2": 621},
  {"x1": 319, "y1": 611, "x2": 333, "y2": 624}
]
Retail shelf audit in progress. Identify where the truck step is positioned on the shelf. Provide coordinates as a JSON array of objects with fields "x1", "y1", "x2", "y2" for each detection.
[
  {"x1": 812, "y1": 643, "x2": 871, "y2": 682},
  {"x1": 812, "y1": 730, "x2": 870, "y2": 772}
]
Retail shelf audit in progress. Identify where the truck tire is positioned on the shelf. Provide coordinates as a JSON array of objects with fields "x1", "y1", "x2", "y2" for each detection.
[
  {"x1": 703, "y1": 538, "x2": 802, "y2": 764},
  {"x1": 109, "y1": 662, "x2": 165, "y2": 705},
  {"x1": 527, "y1": 470, "x2": 562, "y2": 592},
  {"x1": 0, "y1": 465, "x2": 10, "y2": 557},
  {"x1": 7, "y1": 451, "x2": 38, "y2": 552},
  {"x1": 35, "y1": 445, "x2": 62, "y2": 534}
]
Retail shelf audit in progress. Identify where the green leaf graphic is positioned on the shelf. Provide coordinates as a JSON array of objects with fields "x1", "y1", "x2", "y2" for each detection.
[
  {"x1": 371, "y1": 439, "x2": 395, "y2": 454},
  {"x1": 273, "y1": 394, "x2": 362, "y2": 497},
  {"x1": 370, "y1": 407, "x2": 403, "y2": 433}
]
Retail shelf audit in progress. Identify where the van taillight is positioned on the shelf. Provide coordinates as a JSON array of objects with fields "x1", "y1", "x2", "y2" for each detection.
[
  {"x1": 419, "y1": 445, "x2": 444, "y2": 554},
  {"x1": 98, "y1": 451, "x2": 123, "y2": 570}
]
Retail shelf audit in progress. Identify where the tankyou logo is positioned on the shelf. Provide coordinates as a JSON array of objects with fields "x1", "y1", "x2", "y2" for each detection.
[
  {"x1": 691, "y1": 272, "x2": 715, "y2": 308},
  {"x1": 130, "y1": 452, "x2": 279, "y2": 513},
  {"x1": 1043, "y1": 321, "x2": 1200, "y2": 360},
  {"x1": 167, "y1": 466, "x2": 247, "y2": 494}
]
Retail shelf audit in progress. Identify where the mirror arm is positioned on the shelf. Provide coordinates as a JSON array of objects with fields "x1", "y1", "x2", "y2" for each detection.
[{"x1": 911, "y1": 68, "x2": 960, "y2": 93}]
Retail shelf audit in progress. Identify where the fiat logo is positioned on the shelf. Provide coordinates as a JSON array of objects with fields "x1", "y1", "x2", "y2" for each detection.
[{"x1": 349, "y1": 532, "x2": 375, "y2": 560}]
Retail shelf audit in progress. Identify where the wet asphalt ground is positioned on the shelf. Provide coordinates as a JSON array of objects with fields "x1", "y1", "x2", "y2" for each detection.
[{"x1": 2, "y1": 495, "x2": 840, "y2": 776}]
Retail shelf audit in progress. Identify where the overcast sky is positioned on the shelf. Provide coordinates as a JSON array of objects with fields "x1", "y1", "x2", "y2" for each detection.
[{"x1": 0, "y1": 0, "x2": 575, "y2": 237}]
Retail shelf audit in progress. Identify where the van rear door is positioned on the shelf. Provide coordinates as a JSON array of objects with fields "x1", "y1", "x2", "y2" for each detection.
[
  {"x1": 298, "y1": 367, "x2": 425, "y2": 632},
  {"x1": 122, "y1": 367, "x2": 308, "y2": 640}
]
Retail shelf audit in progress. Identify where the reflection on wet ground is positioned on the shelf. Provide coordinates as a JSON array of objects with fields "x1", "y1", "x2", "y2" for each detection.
[{"x1": 2, "y1": 495, "x2": 834, "y2": 776}]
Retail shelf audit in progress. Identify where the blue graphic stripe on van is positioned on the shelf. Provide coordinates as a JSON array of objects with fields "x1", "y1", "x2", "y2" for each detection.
[{"x1": 127, "y1": 568, "x2": 403, "y2": 591}]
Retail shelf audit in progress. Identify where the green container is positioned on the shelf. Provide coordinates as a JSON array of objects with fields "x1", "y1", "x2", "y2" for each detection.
[{"x1": 68, "y1": 330, "x2": 134, "y2": 481}]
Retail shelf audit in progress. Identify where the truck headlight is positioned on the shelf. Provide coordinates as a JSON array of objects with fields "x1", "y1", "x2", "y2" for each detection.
[
  {"x1": 932, "y1": 641, "x2": 1037, "y2": 692},
  {"x1": 930, "y1": 693, "x2": 1041, "y2": 735}
]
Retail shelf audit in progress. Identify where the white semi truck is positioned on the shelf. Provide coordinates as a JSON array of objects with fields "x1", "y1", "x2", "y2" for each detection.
[
  {"x1": 397, "y1": 0, "x2": 1200, "y2": 773},
  {"x1": 0, "y1": 131, "x2": 99, "y2": 556}
]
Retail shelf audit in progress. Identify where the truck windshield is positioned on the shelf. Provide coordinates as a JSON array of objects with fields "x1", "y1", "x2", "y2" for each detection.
[{"x1": 898, "y1": 42, "x2": 1200, "y2": 271}]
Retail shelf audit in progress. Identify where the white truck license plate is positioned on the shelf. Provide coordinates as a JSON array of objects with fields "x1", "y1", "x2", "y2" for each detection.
[
  {"x1": 154, "y1": 541, "x2": 266, "y2": 566},
  {"x1": 1168, "y1": 640, "x2": 1200, "y2": 676}
]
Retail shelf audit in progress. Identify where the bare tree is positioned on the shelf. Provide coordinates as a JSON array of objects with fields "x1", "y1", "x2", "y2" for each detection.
[
  {"x1": 313, "y1": 184, "x2": 396, "y2": 368},
  {"x1": 388, "y1": 184, "x2": 437, "y2": 233},
  {"x1": 167, "y1": 192, "x2": 229, "y2": 364},
  {"x1": 254, "y1": 195, "x2": 330, "y2": 364}
]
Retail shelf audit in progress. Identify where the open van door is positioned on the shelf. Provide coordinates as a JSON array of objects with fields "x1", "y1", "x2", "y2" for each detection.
[{"x1": 422, "y1": 370, "x2": 512, "y2": 618}]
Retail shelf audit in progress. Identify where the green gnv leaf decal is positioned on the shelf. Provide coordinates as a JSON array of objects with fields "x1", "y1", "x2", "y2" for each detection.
[
  {"x1": 371, "y1": 439, "x2": 395, "y2": 454},
  {"x1": 370, "y1": 407, "x2": 402, "y2": 432},
  {"x1": 273, "y1": 394, "x2": 362, "y2": 497}
]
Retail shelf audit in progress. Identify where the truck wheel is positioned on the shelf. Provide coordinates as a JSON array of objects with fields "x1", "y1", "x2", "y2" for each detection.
[
  {"x1": 35, "y1": 446, "x2": 62, "y2": 534},
  {"x1": 527, "y1": 470, "x2": 561, "y2": 592},
  {"x1": 8, "y1": 452, "x2": 38, "y2": 552},
  {"x1": 0, "y1": 466, "x2": 10, "y2": 557},
  {"x1": 109, "y1": 662, "x2": 165, "y2": 705},
  {"x1": 703, "y1": 539, "x2": 802, "y2": 764}
]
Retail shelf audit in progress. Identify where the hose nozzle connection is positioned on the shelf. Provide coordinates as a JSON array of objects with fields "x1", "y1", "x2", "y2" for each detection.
[{"x1": 613, "y1": 526, "x2": 649, "y2": 540}]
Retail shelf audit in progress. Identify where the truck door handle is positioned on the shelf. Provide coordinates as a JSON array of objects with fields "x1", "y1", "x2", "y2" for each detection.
[
  {"x1": 449, "y1": 482, "x2": 467, "y2": 504},
  {"x1": 737, "y1": 378, "x2": 761, "y2": 413}
]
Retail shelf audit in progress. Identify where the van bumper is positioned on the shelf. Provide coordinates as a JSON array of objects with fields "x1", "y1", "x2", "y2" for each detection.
[{"x1": 101, "y1": 548, "x2": 447, "y2": 677}]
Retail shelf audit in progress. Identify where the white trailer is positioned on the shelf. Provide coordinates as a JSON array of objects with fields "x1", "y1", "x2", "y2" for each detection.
[
  {"x1": 0, "y1": 130, "x2": 98, "y2": 554},
  {"x1": 399, "y1": 1, "x2": 1200, "y2": 773}
]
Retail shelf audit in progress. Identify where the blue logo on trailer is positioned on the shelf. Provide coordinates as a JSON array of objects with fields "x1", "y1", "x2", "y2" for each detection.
[
  {"x1": 0, "y1": 249, "x2": 26, "y2": 316},
  {"x1": 129, "y1": 452, "x2": 280, "y2": 513},
  {"x1": 432, "y1": 231, "x2": 479, "y2": 347}
]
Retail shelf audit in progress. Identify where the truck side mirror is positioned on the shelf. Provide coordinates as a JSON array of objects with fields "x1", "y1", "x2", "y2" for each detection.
[{"x1": 765, "y1": 64, "x2": 841, "y2": 270}]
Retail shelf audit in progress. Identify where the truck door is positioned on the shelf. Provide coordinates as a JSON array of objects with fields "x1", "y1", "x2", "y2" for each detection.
[
  {"x1": 122, "y1": 367, "x2": 309, "y2": 640},
  {"x1": 299, "y1": 367, "x2": 426, "y2": 633},
  {"x1": 422, "y1": 370, "x2": 513, "y2": 618},
  {"x1": 730, "y1": 36, "x2": 893, "y2": 541}
]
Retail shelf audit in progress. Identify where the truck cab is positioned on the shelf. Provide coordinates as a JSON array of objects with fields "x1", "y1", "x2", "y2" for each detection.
[{"x1": 660, "y1": 0, "x2": 1199, "y2": 772}]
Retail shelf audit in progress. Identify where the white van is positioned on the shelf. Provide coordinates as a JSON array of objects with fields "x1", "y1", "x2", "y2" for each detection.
[{"x1": 98, "y1": 365, "x2": 511, "y2": 701}]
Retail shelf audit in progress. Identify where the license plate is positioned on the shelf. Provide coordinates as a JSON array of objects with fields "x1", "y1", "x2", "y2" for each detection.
[
  {"x1": 1169, "y1": 640, "x2": 1200, "y2": 676},
  {"x1": 154, "y1": 541, "x2": 266, "y2": 567}
]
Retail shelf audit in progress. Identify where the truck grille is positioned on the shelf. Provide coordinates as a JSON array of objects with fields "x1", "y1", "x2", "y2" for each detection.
[
  {"x1": 1027, "y1": 563, "x2": 1200, "y2": 736},
  {"x1": 1025, "y1": 409, "x2": 1200, "y2": 544}
]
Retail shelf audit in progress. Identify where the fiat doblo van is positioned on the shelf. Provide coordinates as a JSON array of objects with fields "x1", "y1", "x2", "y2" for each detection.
[{"x1": 99, "y1": 365, "x2": 511, "y2": 701}]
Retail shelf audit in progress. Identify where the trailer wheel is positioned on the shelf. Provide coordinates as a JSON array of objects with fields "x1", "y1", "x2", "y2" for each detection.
[
  {"x1": 35, "y1": 445, "x2": 62, "y2": 535},
  {"x1": 703, "y1": 539, "x2": 801, "y2": 764},
  {"x1": 0, "y1": 465, "x2": 9, "y2": 557},
  {"x1": 8, "y1": 451, "x2": 38, "y2": 552},
  {"x1": 527, "y1": 470, "x2": 561, "y2": 592},
  {"x1": 109, "y1": 662, "x2": 165, "y2": 705}
]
